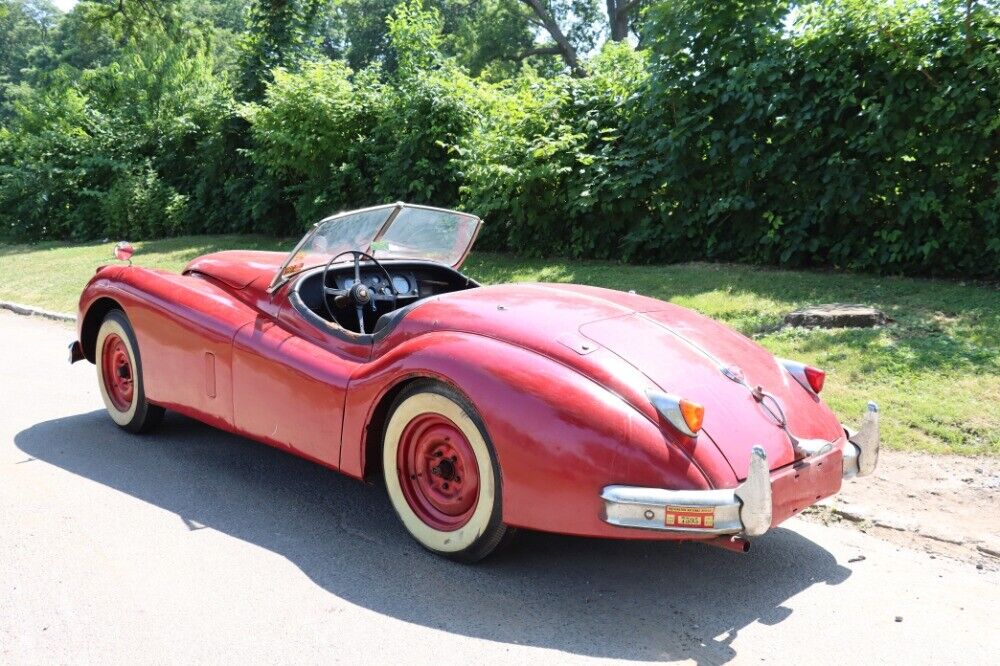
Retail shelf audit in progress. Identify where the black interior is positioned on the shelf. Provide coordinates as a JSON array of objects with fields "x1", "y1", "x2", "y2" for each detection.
[{"x1": 289, "y1": 260, "x2": 478, "y2": 342}]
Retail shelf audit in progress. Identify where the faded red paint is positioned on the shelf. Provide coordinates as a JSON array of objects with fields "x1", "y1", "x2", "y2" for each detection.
[{"x1": 75, "y1": 250, "x2": 849, "y2": 542}]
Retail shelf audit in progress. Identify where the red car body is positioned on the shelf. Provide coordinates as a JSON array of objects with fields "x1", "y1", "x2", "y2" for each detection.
[{"x1": 71, "y1": 206, "x2": 879, "y2": 555}]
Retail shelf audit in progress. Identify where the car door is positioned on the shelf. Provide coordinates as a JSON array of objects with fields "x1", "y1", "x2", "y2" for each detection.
[{"x1": 230, "y1": 314, "x2": 365, "y2": 470}]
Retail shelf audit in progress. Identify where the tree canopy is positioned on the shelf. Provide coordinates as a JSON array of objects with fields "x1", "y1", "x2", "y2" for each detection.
[{"x1": 1, "y1": 0, "x2": 997, "y2": 278}]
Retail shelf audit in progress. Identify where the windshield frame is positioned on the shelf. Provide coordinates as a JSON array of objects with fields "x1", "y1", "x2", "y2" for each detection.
[{"x1": 267, "y1": 202, "x2": 482, "y2": 293}]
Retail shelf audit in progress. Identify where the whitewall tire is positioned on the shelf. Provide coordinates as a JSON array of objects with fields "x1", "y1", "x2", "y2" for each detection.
[
  {"x1": 382, "y1": 380, "x2": 511, "y2": 561},
  {"x1": 95, "y1": 310, "x2": 164, "y2": 433}
]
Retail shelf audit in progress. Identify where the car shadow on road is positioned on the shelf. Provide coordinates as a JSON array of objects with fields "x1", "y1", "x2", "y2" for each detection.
[{"x1": 16, "y1": 410, "x2": 851, "y2": 664}]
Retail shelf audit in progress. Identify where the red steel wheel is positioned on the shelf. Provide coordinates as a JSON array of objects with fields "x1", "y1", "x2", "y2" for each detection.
[
  {"x1": 396, "y1": 413, "x2": 481, "y2": 531},
  {"x1": 101, "y1": 333, "x2": 134, "y2": 412},
  {"x1": 95, "y1": 310, "x2": 164, "y2": 433},
  {"x1": 383, "y1": 380, "x2": 511, "y2": 561}
]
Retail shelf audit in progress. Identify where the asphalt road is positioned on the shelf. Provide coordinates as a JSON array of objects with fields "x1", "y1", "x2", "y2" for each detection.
[{"x1": 1, "y1": 310, "x2": 997, "y2": 665}]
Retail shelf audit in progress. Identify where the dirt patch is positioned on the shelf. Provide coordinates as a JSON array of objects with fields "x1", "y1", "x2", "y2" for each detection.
[{"x1": 801, "y1": 450, "x2": 1000, "y2": 570}]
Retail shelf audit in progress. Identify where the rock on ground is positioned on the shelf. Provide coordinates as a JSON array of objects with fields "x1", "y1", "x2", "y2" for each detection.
[{"x1": 785, "y1": 303, "x2": 890, "y2": 328}]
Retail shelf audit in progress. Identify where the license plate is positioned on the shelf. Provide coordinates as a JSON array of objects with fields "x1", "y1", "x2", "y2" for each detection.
[{"x1": 665, "y1": 506, "x2": 715, "y2": 528}]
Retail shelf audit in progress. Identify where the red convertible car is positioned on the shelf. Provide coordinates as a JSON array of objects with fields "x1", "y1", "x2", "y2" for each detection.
[{"x1": 70, "y1": 203, "x2": 879, "y2": 561}]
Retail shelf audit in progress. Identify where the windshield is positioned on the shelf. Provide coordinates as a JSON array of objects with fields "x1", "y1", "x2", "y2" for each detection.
[
  {"x1": 270, "y1": 203, "x2": 482, "y2": 290},
  {"x1": 377, "y1": 206, "x2": 480, "y2": 263}
]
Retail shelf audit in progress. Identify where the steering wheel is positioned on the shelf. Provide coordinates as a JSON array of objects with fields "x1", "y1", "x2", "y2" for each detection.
[{"x1": 322, "y1": 250, "x2": 398, "y2": 335}]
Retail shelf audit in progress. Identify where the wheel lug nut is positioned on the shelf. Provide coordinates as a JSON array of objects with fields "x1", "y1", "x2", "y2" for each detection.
[
  {"x1": 442, "y1": 482, "x2": 449, "y2": 490},
  {"x1": 450, "y1": 455, "x2": 457, "y2": 462},
  {"x1": 434, "y1": 451, "x2": 442, "y2": 457}
]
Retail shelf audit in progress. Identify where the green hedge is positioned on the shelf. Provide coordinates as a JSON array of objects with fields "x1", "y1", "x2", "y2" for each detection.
[
  {"x1": 1, "y1": 0, "x2": 997, "y2": 278},
  {"x1": 619, "y1": 0, "x2": 1000, "y2": 276}
]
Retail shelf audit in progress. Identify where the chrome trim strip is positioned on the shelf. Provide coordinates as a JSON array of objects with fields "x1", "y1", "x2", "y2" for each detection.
[{"x1": 600, "y1": 446, "x2": 772, "y2": 537}]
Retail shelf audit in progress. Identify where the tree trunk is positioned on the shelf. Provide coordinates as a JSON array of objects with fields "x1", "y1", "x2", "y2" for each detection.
[
  {"x1": 607, "y1": 0, "x2": 642, "y2": 42},
  {"x1": 518, "y1": 0, "x2": 586, "y2": 77},
  {"x1": 607, "y1": 0, "x2": 626, "y2": 41}
]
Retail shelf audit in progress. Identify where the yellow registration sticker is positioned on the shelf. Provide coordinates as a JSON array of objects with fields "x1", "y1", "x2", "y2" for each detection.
[
  {"x1": 665, "y1": 506, "x2": 715, "y2": 528},
  {"x1": 282, "y1": 251, "x2": 306, "y2": 277}
]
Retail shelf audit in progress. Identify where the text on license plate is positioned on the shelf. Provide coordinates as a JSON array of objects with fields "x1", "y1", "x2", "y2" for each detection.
[{"x1": 665, "y1": 505, "x2": 715, "y2": 528}]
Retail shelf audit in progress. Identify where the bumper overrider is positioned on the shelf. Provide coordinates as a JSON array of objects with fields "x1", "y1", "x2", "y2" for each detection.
[{"x1": 600, "y1": 402, "x2": 879, "y2": 541}]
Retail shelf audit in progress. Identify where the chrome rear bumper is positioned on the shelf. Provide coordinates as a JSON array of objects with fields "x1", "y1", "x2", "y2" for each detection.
[
  {"x1": 601, "y1": 446, "x2": 773, "y2": 537},
  {"x1": 842, "y1": 401, "x2": 880, "y2": 479},
  {"x1": 600, "y1": 402, "x2": 880, "y2": 538}
]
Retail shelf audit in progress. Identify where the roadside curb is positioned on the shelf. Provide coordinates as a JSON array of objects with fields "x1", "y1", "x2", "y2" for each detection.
[{"x1": 0, "y1": 300, "x2": 76, "y2": 323}]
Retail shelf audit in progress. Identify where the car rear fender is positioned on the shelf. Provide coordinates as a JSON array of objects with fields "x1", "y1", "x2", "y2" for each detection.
[{"x1": 343, "y1": 331, "x2": 730, "y2": 538}]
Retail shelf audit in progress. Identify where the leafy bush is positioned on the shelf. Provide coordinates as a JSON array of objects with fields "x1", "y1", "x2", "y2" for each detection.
[
  {"x1": 1, "y1": 0, "x2": 997, "y2": 278},
  {"x1": 101, "y1": 163, "x2": 189, "y2": 239},
  {"x1": 0, "y1": 72, "x2": 99, "y2": 239},
  {"x1": 0, "y1": 31, "x2": 231, "y2": 240},
  {"x1": 461, "y1": 42, "x2": 649, "y2": 258},
  {"x1": 243, "y1": 61, "x2": 384, "y2": 227},
  {"x1": 622, "y1": 0, "x2": 1000, "y2": 276},
  {"x1": 244, "y1": 0, "x2": 482, "y2": 228}
]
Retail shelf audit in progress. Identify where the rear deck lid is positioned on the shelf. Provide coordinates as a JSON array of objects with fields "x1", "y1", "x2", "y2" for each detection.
[{"x1": 580, "y1": 307, "x2": 844, "y2": 479}]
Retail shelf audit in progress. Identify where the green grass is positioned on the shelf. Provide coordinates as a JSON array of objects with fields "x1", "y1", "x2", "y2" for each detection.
[{"x1": 2, "y1": 236, "x2": 998, "y2": 456}]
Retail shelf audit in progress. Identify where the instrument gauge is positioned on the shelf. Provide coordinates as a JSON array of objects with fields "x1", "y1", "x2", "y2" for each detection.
[{"x1": 391, "y1": 275, "x2": 411, "y2": 294}]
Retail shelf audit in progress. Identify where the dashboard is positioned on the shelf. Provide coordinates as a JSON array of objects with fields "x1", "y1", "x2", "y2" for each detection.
[
  {"x1": 291, "y1": 261, "x2": 479, "y2": 336},
  {"x1": 334, "y1": 270, "x2": 420, "y2": 298}
]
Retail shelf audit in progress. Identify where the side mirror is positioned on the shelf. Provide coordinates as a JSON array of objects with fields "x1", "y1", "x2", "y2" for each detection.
[{"x1": 113, "y1": 241, "x2": 135, "y2": 264}]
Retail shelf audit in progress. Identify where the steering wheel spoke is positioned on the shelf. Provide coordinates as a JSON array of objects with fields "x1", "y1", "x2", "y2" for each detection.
[
  {"x1": 321, "y1": 250, "x2": 399, "y2": 334},
  {"x1": 356, "y1": 305, "x2": 366, "y2": 335}
]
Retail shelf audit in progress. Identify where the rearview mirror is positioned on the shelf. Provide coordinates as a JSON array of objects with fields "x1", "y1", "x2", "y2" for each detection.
[{"x1": 113, "y1": 241, "x2": 134, "y2": 264}]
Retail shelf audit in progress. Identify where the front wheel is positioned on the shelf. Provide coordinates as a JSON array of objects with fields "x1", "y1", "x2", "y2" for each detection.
[
  {"x1": 382, "y1": 380, "x2": 511, "y2": 562},
  {"x1": 95, "y1": 310, "x2": 164, "y2": 433}
]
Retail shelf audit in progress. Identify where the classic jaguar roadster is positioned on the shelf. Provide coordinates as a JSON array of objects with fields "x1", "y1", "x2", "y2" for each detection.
[{"x1": 70, "y1": 202, "x2": 879, "y2": 561}]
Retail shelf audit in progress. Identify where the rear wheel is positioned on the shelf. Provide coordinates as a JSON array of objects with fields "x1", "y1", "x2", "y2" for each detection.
[
  {"x1": 95, "y1": 310, "x2": 164, "y2": 433},
  {"x1": 382, "y1": 380, "x2": 511, "y2": 562}
]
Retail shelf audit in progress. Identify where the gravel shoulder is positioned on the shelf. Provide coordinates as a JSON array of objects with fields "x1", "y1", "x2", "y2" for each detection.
[{"x1": 804, "y1": 451, "x2": 1000, "y2": 568}]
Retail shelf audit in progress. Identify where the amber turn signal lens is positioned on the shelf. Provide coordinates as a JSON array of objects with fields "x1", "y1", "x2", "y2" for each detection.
[
  {"x1": 679, "y1": 399, "x2": 705, "y2": 434},
  {"x1": 646, "y1": 390, "x2": 705, "y2": 438}
]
